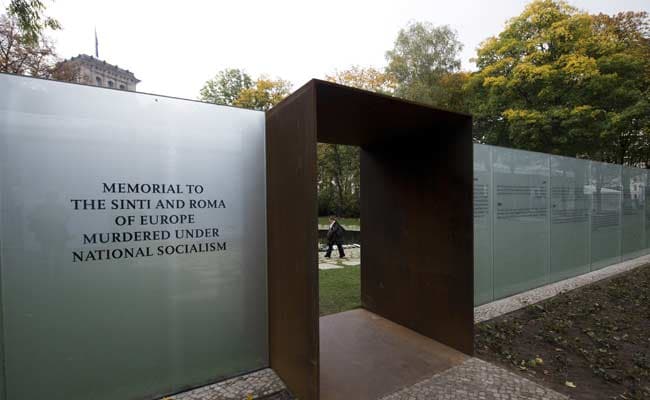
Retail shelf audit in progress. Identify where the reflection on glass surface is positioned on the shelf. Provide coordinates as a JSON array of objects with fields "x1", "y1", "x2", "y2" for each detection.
[
  {"x1": 646, "y1": 172, "x2": 650, "y2": 252},
  {"x1": 589, "y1": 162, "x2": 622, "y2": 269},
  {"x1": 492, "y1": 147, "x2": 549, "y2": 299},
  {"x1": 473, "y1": 144, "x2": 492, "y2": 305},
  {"x1": 621, "y1": 167, "x2": 646, "y2": 260},
  {"x1": 549, "y1": 156, "x2": 590, "y2": 281}
]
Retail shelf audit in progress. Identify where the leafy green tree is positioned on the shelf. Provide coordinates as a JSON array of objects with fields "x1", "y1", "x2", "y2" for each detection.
[
  {"x1": 317, "y1": 143, "x2": 360, "y2": 217},
  {"x1": 234, "y1": 76, "x2": 292, "y2": 111},
  {"x1": 593, "y1": 11, "x2": 650, "y2": 166},
  {"x1": 385, "y1": 21, "x2": 467, "y2": 110},
  {"x1": 325, "y1": 65, "x2": 396, "y2": 95},
  {"x1": 2, "y1": 0, "x2": 62, "y2": 78},
  {"x1": 466, "y1": 0, "x2": 650, "y2": 164},
  {"x1": 6, "y1": 0, "x2": 59, "y2": 44},
  {"x1": 0, "y1": 14, "x2": 56, "y2": 76},
  {"x1": 199, "y1": 69, "x2": 291, "y2": 111},
  {"x1": 199, "y1": 68, "x2": 253, "y2": 106},
  {"x1": 317, "y1": 66, "x2": 399, "y2": 218},
  {"x1": 436, "y1": 71, "x2": 470, "y2": 113}
]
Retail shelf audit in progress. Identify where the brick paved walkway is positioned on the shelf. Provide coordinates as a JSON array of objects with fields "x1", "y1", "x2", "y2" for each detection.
[
  {"x1": 380, "y1": 358, "x2": 568, "y2": 400},
  {"x1": 168, "y1": 358, "x2": 568, "y2": 400},
  {"x1": 167, "y1": 369, "x2": 286, "y2": 400}
]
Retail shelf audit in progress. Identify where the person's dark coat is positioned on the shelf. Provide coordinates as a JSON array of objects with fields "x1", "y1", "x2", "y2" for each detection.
[{"x1": 326, "y1": 221, "x2": 345, "y2": 244}]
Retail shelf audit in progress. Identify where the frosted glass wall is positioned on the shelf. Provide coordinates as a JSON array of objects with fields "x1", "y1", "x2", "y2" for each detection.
[
  {"x1": 647, "y1": 172, "x2": 650, "y2": 251},
  {"x1": 473, "y1": 144, "x2": 649, "y2": 305},
  {"x1": 473, "y1": 144, "x2": 493, "y2": 305},
  {"x1": 550, "y1": 156, "x2": 590, "y2": 282},
  {"x1": 0, "y1": 74, "x2": 268, "y2": 400},
  {"x1": 492, "y1": 147, "x2": 549, "y2": 299},
  {"x1": 589, "y1": 162, "x2": 622, "y2": 269},
  {"x1": 621, "y1": 167, "x2": 646, "y2": 260}
]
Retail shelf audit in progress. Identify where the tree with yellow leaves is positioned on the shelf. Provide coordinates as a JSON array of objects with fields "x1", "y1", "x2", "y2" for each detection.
[
  {"x1": 199, "y1": 68, "x2": 292, "y2": 111},
  {"x1": 466, "y1": 0, "x2": 650, "y2": 165},
  {"x1": 234, "y1": 76, "x2": 292, "y2": 111},
  {"x1": 325, "y1": 65, "x2": 396, "y2": 95}
]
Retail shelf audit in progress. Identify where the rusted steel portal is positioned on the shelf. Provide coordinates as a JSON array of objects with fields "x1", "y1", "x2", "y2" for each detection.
[{"x1": 266, "y1": 80, "x2": 473, "y2": 400}]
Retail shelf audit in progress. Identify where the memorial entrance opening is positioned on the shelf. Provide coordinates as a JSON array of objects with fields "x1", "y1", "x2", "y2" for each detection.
[{"x1": 266, "y1": 80, "x2": 474, "y2": 400}]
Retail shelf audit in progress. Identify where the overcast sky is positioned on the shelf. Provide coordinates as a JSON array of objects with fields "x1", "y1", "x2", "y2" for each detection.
[{"x1": 7, "y1": 0, "x2": 647, "y2": 99}]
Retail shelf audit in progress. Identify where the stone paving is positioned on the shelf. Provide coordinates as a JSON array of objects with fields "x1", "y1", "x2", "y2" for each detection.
[
  {"x1": 257, "y1": 390, "x2": 293, "y2": 399},
  {"x1": 167, "y1": 359, "x2": 569, "y2": 400},
  {"x1": 380, "y1": 358, "x2": 569, "y2": 400},
  {"x1": 318, "y1": 244, "x2": 361, "y2": 270},
  {"x1": 167, "y1": 368, "x2": 287, "y2": 400}
]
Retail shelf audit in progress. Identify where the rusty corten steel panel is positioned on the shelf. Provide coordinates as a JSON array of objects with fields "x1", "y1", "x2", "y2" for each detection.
[
  {"x1": 314, "y1": 79, "x2": 469, "y2": 147},
  {"x1": 266, "y1": 81, "x2": 320, "y2": 400},
  {"x1": 266, "y1": 79, "x2": 473, "y2": 399},
  {"x1": 311, "y1": 79, "x2": 473, "y2": 354},
  {"x1": 360, "y1": 133, "x2": 474, "y2": 355}
]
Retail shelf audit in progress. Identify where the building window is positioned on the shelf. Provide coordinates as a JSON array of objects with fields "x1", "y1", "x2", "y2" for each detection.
[
  {"x1": 119, "y1": 84, "x2": 125, "y2": 90},
  {"x1": 108, "y1": 80, "x2": 114, "y2": 88},
  {"x1": 95, "y1": 76, "x2": 102, "y2": 86}
]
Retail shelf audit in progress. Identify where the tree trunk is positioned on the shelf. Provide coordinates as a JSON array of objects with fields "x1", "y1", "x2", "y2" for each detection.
[{"x1": 331, "y1": 145, "x2": 346, "y2": 216}]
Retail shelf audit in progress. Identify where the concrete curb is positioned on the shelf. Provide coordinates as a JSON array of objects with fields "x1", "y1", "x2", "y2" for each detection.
[{"x1": 474, "y1": 253, "x2": 650, "y2": 323}]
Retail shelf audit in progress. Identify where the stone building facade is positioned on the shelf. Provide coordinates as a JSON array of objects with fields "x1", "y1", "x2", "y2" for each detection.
[{"x1": 57, "y1": 54, "x2": 140, "y2": 91}]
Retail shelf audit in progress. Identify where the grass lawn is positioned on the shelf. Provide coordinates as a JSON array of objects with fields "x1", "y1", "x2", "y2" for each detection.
[
  {"x1": 475, "y1": 264, "x2": 650, "y2": 400},
  {"x1": 319, "y1": 266, "x2": 361, "y2": 316},
  {"x1": 318, "y1": 217, "x2": 360, "y2": 227}
]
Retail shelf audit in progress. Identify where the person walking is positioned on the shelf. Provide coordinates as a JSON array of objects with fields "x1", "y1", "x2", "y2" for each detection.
[{"x1": 325, "y1": 216, "x2": 346, "y2": 258}]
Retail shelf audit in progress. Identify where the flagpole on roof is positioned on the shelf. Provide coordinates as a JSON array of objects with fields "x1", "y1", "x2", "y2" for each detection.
[{"x1": 94, "y1": 27, "x2": 99, "y2": 58}]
